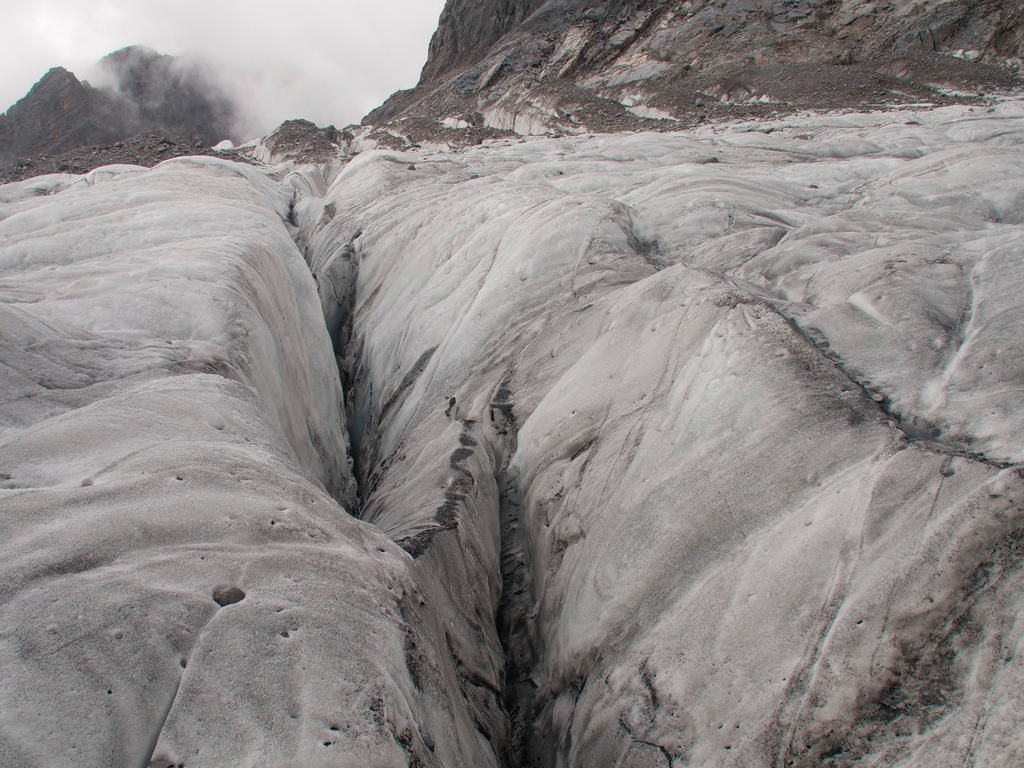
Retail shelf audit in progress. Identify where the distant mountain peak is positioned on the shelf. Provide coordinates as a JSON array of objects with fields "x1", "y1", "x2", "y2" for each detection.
[
  {"x1": 0, "y1": 46, "x2": 239, "y2": 172},
  {"x1": 102, "y1": 43, "x2": 162, "y2": 61},
  {"x1": 39, "y1": 65, "x2": 78, "y2": 81}
]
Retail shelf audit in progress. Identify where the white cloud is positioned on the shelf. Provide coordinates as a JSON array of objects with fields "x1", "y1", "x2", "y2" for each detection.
[{"x1": 0, "y1": 0, "x2": 447, "y2": 137}]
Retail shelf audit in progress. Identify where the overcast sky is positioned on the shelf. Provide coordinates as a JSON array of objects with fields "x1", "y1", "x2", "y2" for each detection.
[{"x1": 1, "y1": 0, "x2": 448, "y2": 138}]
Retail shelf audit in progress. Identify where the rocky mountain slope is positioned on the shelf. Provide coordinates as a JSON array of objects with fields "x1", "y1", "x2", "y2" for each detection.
[
  {"x1": 0, "y1": 46, "x2": 236, "y2": 171},
  {"x1": 367, "y1": 0, "x2": 1024, "y2": 137},
  {"x1": 1, "y1": 3, "x2": 1024, "y2": 768}
]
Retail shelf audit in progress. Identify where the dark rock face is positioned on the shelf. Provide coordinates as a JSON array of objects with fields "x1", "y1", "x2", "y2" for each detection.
[
  {"x1": 0, "y1": 46, "x2": 237, "y2": 171},
  {"x1": 420, "y1": 0, "x2": 548, "y2": 82},
  {"x1": 0, "y1": 67, "x2": 127, "y2": 169},
  {"x1": 368, "y1": 0, "x2": 1024, "y2": 133}
]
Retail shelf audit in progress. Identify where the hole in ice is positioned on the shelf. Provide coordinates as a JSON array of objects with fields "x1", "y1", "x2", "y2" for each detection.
[{"x1": 212, "y1": 585, "x2": 246, "y2": 606}]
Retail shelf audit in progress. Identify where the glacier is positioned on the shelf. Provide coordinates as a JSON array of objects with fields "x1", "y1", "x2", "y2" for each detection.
[{"x1": 1, "y1": 98, "x2": 1024, "y2": 767}]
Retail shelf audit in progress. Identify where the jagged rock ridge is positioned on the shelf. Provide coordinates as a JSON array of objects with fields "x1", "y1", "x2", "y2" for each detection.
[
  {"x1": 0, "y1": 46, "x2": 237, "y2": 171},
  {"x1": 421, "y1": 0, "x2": 548, "y2": 82}
]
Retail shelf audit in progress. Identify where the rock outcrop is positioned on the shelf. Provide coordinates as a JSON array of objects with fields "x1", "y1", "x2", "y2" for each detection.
[{"x1": 0, "y1": 46, "x2": 237, "y2": 171}]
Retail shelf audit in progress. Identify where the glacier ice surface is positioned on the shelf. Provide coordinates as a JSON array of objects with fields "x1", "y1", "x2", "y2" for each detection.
[{"x1": 2, "y1": 98, "x2": 1024, "y2": 766}]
